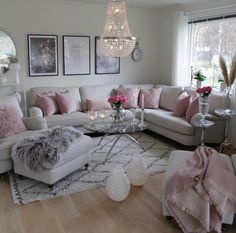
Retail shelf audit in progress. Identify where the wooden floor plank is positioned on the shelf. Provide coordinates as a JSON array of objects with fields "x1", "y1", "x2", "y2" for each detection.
[{"x1": 0, "y1": 173, "x2": 235, "y2": 233}]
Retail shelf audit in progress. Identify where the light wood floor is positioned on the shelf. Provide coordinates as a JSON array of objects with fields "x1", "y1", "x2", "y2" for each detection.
[{"x1": 0, "y1": 173, "x2": 235, "y2": 233}]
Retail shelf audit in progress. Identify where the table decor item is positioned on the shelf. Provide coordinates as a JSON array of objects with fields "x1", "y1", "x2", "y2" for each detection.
[
  {"x1": 106, "y1": 166, "x2": 130, "y2": 202},
  {"x1": 87, "y1": 111, "x2": 98, "y2": 127},
  {"x1": 196, "y1": 86, "x2": 212, "y2": 123},
  {"x1": 108, "y1": 95, "x2": 128, "y2": 122},
  {"x1": 127, "y1": 155, "x2": 148, "y2": 186},
  {"x1": 219, "y1": 54, "x2": 236, "y2": 113}
]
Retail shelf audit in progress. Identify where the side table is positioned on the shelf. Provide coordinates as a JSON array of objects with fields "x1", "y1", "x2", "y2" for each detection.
[
  {"x1": 215, "y1": 109, "x2": 236, "y2": 153},
  {"x1": 192, "y1": 119, "x2": 215, "y2": 147}
]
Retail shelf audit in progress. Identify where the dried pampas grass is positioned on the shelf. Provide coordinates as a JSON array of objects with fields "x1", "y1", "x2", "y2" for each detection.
[
  {"x1": 229, "y1": 54, "x2": 236, "y2": 86},
  {"x1": 219, "y1": 54, "x2": 236, "y2": 87}
]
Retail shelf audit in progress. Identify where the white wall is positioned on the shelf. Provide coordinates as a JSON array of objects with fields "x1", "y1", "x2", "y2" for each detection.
[{"x1": 0, "y1": 0, "x2": 160, "y2": 91}]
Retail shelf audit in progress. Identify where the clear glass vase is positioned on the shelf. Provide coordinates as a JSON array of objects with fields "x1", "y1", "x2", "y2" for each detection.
[
  {"x1": 199, "y1": 96, "x2": 209, "y2": 122},
  {"x1": 111, "y1": 106, "x2": 126, "y2": 123},
  {"x1": 223, "y1": 86, "x2": 232, "y2": 114}
]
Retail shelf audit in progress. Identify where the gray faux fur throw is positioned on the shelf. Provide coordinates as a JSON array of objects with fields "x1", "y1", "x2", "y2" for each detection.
[{"x1": 11, "y1": 126, "x2": 82, "y2": 172}]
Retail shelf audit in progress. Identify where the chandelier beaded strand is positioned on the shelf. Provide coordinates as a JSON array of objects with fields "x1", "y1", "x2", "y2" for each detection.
[{"x1": 99, "y1": 0, "x2": 136, "y2": 58}]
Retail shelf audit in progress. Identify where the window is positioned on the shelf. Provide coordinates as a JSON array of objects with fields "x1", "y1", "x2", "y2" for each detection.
[{"x1": 189, "y1": 15, "x2": 236, "y2": 88}]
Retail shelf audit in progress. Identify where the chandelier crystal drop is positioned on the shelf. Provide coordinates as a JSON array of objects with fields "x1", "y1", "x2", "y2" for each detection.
[{"x1": 99, "y1": 0, "x2": 136, "y2": 58}]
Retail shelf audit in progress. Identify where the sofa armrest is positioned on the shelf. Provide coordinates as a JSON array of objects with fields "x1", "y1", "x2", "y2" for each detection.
[
  {"x1": 29, "y1": 107, "x2": 43, "y2": 117},
  {"x1": 190, "y1": 113, "x2": 225, "y2": 124},
  {"x1": 22, "y1": 117, "x2": 48, "y2": 130}
]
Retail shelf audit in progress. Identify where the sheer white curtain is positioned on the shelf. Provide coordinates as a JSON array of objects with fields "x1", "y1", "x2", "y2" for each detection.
[
  {"x1": 230, "y1": 83, "x2": 236, "y2": 148},
  {"x1": 172, "y1": 11, "x2": 189, "y2": 87}
]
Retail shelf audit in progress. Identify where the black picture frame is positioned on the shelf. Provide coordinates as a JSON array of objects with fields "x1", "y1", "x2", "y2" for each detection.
[
  {"x1": 95, "y1": 36, "x2": 120, "y2": 74},
  {"x1": 27, "y1": 34, "x2": 58, "y2": 77},
  {"x1": 63, "y1": 35, "x2": 90, "y2": 75}
]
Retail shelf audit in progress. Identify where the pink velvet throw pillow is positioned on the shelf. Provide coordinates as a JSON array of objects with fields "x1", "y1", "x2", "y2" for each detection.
[
  {"x1": 173, "y1": 92, "x2": 191, "y2": 117},
  {"x1": 36, "y1": 94, "x2": 59, "y2": 116},
  {"x1": 186, "y1": 97, "x2": 199, "y2": 122},
  {"x1": 86, "y1": 99, "x2": 111, "y2": 111},
  {"x1": 138, "y1": 88, "x2": 162, "y2": 109},
  {"x1": 0, "y1": 105, "x2": 26, "y2": 138},
  {"x1": 117, "y1": 88, "x2": 140, "y2": 109},
  {"x1": 55, "y1": 92, "x2": 77, "y2": 114}
]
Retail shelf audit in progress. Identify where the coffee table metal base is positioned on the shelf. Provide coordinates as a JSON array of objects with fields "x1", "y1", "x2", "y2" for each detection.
[{"x1": 98, "y1": 133, "x2": 147, "y2": 162}]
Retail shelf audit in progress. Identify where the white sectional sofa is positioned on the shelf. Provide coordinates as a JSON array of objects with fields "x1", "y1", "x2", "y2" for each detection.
[{"x1": 28, "y1": 84, "x2": 226, "y2": 147}]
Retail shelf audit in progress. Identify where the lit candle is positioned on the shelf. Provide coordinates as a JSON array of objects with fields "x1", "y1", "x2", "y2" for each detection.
[{"x1": 141, "y1": 93, "x2": 144, "y2": 110}]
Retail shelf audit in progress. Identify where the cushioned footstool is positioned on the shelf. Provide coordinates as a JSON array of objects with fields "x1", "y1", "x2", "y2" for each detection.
[
  {"x1": 12, "y1": 134, "x2": 93, "y2": 185},
  {"x1": 162, "y1": 150, "x2": 235, "y2": 225}
]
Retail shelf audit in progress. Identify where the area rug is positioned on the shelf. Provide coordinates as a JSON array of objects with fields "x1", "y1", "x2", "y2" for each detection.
[{"x1": 9, "y1": 132, "x2": 176, "y2": 205}]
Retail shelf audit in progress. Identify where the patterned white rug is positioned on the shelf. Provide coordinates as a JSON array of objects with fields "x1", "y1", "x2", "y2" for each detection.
[{"x1": 9, "y1": 132, "x2": 176, "y2": 205}]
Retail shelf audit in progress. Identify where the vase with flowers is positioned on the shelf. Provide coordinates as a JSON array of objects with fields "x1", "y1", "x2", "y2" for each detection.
[
  {"x1": 219, "y1": 55, "x2": 236, "y2": 113},
  {"x1": 196, "y1": 86, "x2": 212, "y2": 123},
  {"x1": 108, "y1": 95, "x2": 128, "y2": 122}
]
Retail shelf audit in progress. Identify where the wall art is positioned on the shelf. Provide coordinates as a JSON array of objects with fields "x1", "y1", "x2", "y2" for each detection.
[
  {"x1": 95, "y1": 37, "x2": 120, "y2": 74},
  {"x1": 28, "y1": 34, "x2": 58, "y2": 76},
  {"x1": 63, "y1": 35, "x2": 90, "y2": 75}
]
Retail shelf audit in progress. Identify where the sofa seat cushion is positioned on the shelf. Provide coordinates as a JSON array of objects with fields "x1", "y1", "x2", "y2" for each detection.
[
  {"x1": 144, "y1": 109, "x2": 194, "y2": 135},
  {"x1": 45, "y1": 111, "x2": 88, "y2": 127},
  {"x1": 0, "y1": 131, "x2": 41, "y2": 161},
  {"x1": 43, "y1": 135, "x2": 93, "y2": 169}
]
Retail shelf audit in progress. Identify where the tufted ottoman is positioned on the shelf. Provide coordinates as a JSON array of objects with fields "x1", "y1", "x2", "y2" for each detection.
[
  {"x1": 12, "y1": 134, "x2": 93, "y2": 185},
  {"x1": 162, "y1": 150, "x2": 236, "y2": 225}
]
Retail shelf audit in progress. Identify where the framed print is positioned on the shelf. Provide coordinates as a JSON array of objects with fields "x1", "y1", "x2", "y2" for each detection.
[
  {"x1": 63, "y1": 35, "x2": 90, "y2": 75},
  {"x1": 27, "y1": 34, "x2": 58, "y2": 76},
  {"x1": 95, "y1": 37, "x2": 120, "y2": 74}
]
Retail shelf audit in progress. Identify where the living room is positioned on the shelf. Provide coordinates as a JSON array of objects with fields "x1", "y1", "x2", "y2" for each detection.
[{"x1": 1, "y1": 0, "x2": 236, "y2": 232}]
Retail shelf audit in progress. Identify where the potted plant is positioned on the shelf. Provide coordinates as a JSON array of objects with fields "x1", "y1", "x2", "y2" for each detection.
[
  {"x1": 8, "y1": 54, "x2": 20, "y2": 69},
  {"x1": 194, "y1": 70, "x2": 207, "y2": 88}
]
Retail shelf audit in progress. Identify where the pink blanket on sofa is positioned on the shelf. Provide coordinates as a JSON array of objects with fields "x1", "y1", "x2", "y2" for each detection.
[{"x1": 165, "y1": 147, "x2": 236, "y2": 233}]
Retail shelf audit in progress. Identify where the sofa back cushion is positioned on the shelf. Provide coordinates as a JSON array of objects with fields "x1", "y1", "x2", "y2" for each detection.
[
  {"x1": 0, "y1": 93, "x2": 23, "y2": 117},
  {"x1": 29, "y1": 87, "x2": 82, "y2": 111},
  {"x1": 79, "y1": 84, "x2": 118, "y2": 111},
  {"x1": 184, "y1": 87, "x2": 227, "y2": 114},
  {"x1": 157, "y1": 85, "x2": 183, "y2": 111},
  {"x1": 86, "y1": 99, "x2": 112, "y2": 111},
  {"x1": 0, "y1": 105, "x2": 26, "y2": 138},
  {"x1": 119, "y1": 84, "x2": 154, "y2": 90}
]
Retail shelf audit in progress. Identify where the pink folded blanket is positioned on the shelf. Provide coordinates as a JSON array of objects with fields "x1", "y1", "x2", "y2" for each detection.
[{"x1": 165, "y1": 147, "x2": 236, "y2": 233}]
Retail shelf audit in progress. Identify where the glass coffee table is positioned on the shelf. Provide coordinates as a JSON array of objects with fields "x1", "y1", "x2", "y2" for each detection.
[{"x1": 84, "y1": 119, "x2": 147, "y2": 161}]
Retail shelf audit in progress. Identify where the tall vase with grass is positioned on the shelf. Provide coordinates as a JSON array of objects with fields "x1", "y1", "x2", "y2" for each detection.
[{"x1": 219, "y1": 55, "x2": 236, "y2": 114}]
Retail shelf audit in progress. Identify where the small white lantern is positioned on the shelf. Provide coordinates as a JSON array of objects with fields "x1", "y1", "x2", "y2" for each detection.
[
  {"x1": 127, "y1": 156, "x2": 148, "y2": 186},
  {"x1": 106, "y1": 167, "x2": 130, "y2": 202}
]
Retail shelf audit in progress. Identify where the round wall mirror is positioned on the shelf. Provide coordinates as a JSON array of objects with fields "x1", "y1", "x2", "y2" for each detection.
[{"x1": 0, "y1": 31, "x2": 16, "y2": 72}]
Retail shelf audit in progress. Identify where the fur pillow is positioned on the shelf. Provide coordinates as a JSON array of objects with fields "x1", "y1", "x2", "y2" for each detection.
[{"x1": 0, "y1": 105, "x2": 26, "y2": 138}]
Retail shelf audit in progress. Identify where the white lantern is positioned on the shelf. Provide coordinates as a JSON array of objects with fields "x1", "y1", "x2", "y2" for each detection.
[
  {"x1": 127, "y1": 156, "x2": 148, "y2": 186},
  {"x1": 106, "y1": 166, "x2": 130, "y2": 201}
]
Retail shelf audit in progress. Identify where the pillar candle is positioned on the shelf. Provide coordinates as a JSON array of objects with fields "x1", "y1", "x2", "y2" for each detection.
[{"x1": 141, "y1": 93, "x2": 144, "y2": 110}]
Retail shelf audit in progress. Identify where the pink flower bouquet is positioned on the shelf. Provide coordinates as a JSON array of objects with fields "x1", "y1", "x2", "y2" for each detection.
[
  {"x1": 196, "y1": 86, "x2": 212, "y2": 97},
  {"x1": 108, "y1": 95, "x2": 128, "y2": 108}
]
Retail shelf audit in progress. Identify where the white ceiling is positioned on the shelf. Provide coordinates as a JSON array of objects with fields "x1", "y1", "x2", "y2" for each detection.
[{"x1": 63, "y1": 0, "x2": 208, "y2": 10}]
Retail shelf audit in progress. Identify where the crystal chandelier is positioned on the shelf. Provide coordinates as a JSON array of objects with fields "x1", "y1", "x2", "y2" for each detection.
[{"x1": 99, "y1": 0, "x2": 136, "y2": 58}]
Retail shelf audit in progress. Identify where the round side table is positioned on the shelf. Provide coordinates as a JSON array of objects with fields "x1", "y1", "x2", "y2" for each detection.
[
  {"x1": 192, "y1": 119, "x2": 215, "y2": 147},
  {"x1": 215, "y1": 109, "x2": 236, "y2": 153}
]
